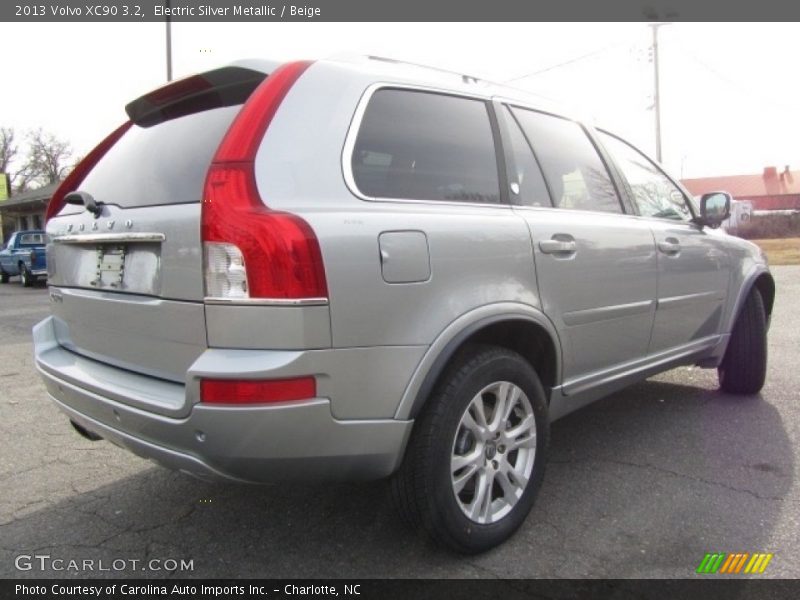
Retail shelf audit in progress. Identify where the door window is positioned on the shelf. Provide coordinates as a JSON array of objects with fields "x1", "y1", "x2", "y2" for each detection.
[
  {"x1": 599, "y1": 132, "x2": 692, "y2": 221},
  {"x1": 510, "y1": 107, "x2": 622, "y2": 214}
]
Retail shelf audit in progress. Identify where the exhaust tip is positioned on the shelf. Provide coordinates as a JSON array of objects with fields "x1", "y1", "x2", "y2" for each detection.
[{"x1": 70, "y1": 420, "x2": 103, "y2": 442}]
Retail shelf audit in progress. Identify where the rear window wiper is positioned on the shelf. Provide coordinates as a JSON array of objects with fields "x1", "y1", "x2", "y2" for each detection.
[{"x1": 64, "y1": 191, "x2": 103, "y2": 218}]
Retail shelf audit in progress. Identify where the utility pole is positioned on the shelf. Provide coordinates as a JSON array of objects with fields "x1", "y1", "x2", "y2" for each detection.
[
  {"x1": 165, "y1": 0, "x2": 173, "y2": 82},
  {"x1": 650, "y1": 23, "x2": 670, "y2": 163}
]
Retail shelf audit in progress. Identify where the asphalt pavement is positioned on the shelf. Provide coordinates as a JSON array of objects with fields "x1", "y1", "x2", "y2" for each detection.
[{"x1": 0, "y1": 268, "x2": 798, "y2": 578}]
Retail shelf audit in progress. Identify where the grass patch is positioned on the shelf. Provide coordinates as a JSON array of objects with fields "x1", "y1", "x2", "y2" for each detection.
[{"x1": 751, "y1": 238, "x2": 800, "y2": 265}]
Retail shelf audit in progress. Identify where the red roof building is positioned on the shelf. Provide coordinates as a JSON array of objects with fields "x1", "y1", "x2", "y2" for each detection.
[{"x1": 682, "y1": 166, "x2": 800, "y2": 211}]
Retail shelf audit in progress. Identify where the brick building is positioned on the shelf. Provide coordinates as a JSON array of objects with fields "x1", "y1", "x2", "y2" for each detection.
[{"x1": 682, "y1": 166, "x2": 800, "y2": 211}]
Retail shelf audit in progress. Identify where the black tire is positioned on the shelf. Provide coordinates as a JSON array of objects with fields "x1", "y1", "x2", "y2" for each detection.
[
  {"x1": 20, "y1": 264, "x2": 34, "y2": 287},
  {"x1": 0, "y1": 269, "x2": 8, "y2": 283},
  {"x1": 391, "y1": 345, "x2": 549, "y2": 554},
  {"x1": 718, "y1": 288, "x2": 767, "y2": 394}
]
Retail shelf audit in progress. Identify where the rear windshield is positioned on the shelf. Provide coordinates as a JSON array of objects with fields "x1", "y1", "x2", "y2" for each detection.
[
  {"x1": 19, "y1": 233, "x2": 48, "y2": 246},
  {"x1": 77, "y1": 104, "x2": 240, "y2": 209}
]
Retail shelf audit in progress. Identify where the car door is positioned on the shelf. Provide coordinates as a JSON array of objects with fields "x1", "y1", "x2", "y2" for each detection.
[
  {"x1": 597, "y1": 131, "x2": 731, "y2": 354},
  {"x1": 498, "y1": 104, "x2": 658, "y2": 394}
]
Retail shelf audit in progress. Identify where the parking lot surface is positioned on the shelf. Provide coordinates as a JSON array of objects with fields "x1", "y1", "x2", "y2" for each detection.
[{"x1": 1, "y1": 267, "x2": 798, "y2": 578}]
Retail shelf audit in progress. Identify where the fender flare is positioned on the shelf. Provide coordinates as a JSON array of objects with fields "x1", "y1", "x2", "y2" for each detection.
[
  {"x1": 393, "y1": 302, "x2": 562, "y2": 421},
  {"x1": 723, "y1": 265, "x2": 775, "y2": 335}
]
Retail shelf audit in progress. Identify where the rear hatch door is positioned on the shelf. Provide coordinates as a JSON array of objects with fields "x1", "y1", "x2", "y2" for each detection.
[{"x1": 46, "y1": 66, "x2": 269, "y2": 413}]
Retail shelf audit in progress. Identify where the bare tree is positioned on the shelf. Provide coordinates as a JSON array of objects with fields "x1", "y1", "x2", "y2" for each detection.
[
  {"x1": 1, "y1": 127, "x2": 20, "y2": 195},
  {"x1": 0, "y1": 126, "x2": 75, "y2": 194},
  {"x1": 12, "y1": 164, "x2": 39, "y2": 194},
  {"x1": 24, "y1": 128, "x2": 74, "y2": 186},
  {"x1": 0, "y1": 126, "x2": 32, "y2": 194},
  {"x1": 0, "y1": 127, "x2": 18, "y2": 176}
]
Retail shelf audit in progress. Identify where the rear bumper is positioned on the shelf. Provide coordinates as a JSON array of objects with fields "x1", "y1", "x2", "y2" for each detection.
[{"x1": 34, "y1": 316, "x2": 413, "y2": 483}]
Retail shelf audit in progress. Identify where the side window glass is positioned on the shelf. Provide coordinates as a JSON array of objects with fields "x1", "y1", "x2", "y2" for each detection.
[
  {"x1": 352, "y1": 89, "x2": 501, "y2": 204},
  {"x1": 511, "y1": 107, "x2": 622, "y2": 214},
  {"x1": 599, "y1": 132, "x2": 692, "y2": 221},
  {"x1": 503, "y1": 107, "x2": 552, "y2": 208}
]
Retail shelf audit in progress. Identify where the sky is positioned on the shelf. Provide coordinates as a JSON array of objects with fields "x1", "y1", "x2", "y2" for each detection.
[{"x1": 0, "y1": 22, "x2": 797, "y2": 179}]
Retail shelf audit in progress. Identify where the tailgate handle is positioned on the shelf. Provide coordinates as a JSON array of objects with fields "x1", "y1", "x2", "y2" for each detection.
[{"x1": 53, "y1": 233, "x2": 166, "y2": 244}]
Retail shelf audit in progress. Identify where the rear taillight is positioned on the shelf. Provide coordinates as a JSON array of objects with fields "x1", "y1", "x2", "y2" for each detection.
[
  {"x1": 200, "y1": 377, "x2": 316, "y2": 405},
  {"x1": 45, "y1": 121, "x2": 132, "y2": 223},
  {"x1": 201, "y1": 60, "x2": 328, "y2": 301},
  {"x1": 204, "y1": 241, "x2": 248, "y2": 299}
]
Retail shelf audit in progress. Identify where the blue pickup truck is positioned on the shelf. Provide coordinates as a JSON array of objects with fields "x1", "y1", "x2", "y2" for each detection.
[{"x1": 0, "y1": 230, "x2": 48, "y2": 286}]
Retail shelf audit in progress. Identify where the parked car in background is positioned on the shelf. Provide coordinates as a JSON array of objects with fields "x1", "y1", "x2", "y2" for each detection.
[
  {"x1": 35, "y1": 57, "x2": 774, "y2": 553},
  {"x1": 0, "y1": 230, "x2": 48, "y2": 286}
]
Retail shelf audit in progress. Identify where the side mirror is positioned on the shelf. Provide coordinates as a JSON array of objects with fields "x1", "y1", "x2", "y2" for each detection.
[{"x1": 698, "y1": 191, "x2": 732, "y2": 229}]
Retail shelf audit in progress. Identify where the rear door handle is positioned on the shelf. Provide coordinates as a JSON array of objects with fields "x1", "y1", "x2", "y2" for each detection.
[
  {"x1": 657, "y1": 238, "x2": 681, "y2": 255},
  {"x1": 539, "y1": 237, "x2": 577, "y2": 255}
]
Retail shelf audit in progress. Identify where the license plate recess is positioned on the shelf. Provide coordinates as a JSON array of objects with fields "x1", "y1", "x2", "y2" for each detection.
[{"x1": 91, "y1": 245, "x2": 126, "y2": 288}]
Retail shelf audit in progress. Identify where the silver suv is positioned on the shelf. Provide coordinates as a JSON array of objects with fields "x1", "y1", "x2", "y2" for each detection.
[{"x1": 35, "y1": 57, "x2": 774, "y2": 553}]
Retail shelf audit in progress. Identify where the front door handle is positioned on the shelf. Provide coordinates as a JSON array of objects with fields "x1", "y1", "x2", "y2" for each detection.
[
  {"x1": 539, "y1": 236, "x2": 577, "y2": 255},
  {"x1": 658, "y1": 238, "x2": 681, "y2": 255}
]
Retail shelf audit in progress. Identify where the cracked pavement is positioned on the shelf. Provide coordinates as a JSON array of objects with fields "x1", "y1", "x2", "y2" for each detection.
[{"x1": 0, "y1": 267, "x2": 798, "y2": 578}]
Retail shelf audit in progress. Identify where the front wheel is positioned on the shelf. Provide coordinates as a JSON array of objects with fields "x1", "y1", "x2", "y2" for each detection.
[
  {"x1": 718, "y1": 288, "x2": 768, "y2": 394},
  {"x1": 0, "y1": 269, "x2": 8, "y2": 283},
  {"x1": 391, "y1": 345, "x2": 549, "y2": 554}
]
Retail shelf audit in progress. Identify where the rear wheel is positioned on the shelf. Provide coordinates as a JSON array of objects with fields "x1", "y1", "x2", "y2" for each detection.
[
  {"x1": 20, "y1": 264, "x2": 34, "y2": 287},
  {"x1": 0, "y1": 269, "x2": 8, "y2": 283},
  {"x1": 391, "y1": 345, "x2": 549, "y2": 554},
  {"x1": 718, "y1": 288, "x2": 767, "y2": 394}
]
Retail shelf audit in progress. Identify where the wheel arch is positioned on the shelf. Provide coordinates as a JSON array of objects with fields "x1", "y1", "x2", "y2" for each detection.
[
  {"x1": 726, "y1": 267, "x2": 775, "y2": 334},
  {"x1": 395, "y1": 304, "x2": 562, "y2": 421},
  {"x1": 752, "y1": 272, "x2": 775, "y2": 321}
]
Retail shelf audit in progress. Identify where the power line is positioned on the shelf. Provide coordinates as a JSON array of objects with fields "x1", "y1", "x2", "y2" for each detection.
[
  {"x1": 505, "y1": 42, "x2": 629, "y2": 82},
  {"x1": 675, "y1": 46, "x2": 795, "y2": 113}
]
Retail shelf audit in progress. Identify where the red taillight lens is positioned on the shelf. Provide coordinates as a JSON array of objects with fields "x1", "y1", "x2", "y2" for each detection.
[
  {"x1": 201, "y1": 60, "x2": 328, "y2": 300},
  {"x1": 202, "y1": 164, "x2": 327, "y2": 298},
  {"x1": 200, "y1": 377, "x2": 316, "y2": 405},
  {"x1": 45, "y1": 121, "x2": 132, "y2": 223},
  {"x1": 213, "y1": 61, "x2": 312, "y2": 163}
]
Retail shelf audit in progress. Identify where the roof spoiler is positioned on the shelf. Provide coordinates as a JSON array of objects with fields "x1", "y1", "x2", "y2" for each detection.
[{"x1": 125, "y1": 66, "x2": 267, "y2": 127}]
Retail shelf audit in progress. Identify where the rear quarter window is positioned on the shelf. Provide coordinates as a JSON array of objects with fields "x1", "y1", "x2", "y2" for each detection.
[{"x1": 351, "y1": 89, "x2": 501, "y2": 204}]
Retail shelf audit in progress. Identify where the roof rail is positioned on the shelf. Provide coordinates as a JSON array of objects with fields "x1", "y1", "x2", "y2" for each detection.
[{"x1": 366, "y1": 55, "x2": 485, "y2": 85}]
